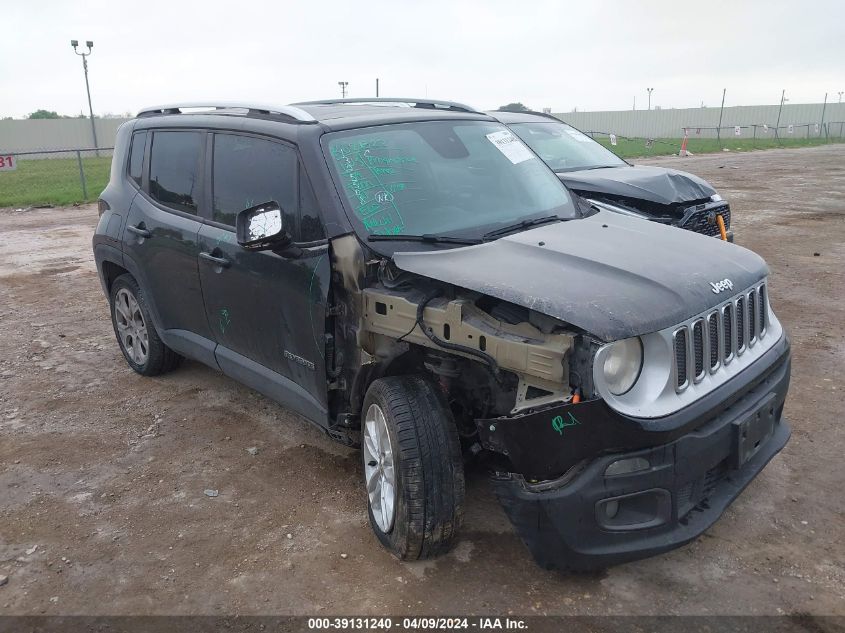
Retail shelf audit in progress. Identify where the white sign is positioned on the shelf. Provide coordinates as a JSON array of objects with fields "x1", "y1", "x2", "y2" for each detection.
[
  {"x1": 734, "y1": 126, "x2": 741, "y2": 136},
  {"x1": 763, "y1": 124, "x2": 768, "y2": 133},
  {"x1": 788, "y1": 124, "x2": 794, "y2": 135},
  {"x1": 814, "y1": 123, "x2": 820, "y2": 134},
  {"x1": 0, "y1": 155, "x2": 16, "y2": 172},
  {"x1": 609, "y1": 134, "x2": 617, "y2": 146},
  {"x1": 486, "y1": 130, "x2": 534, "y2": 164}
]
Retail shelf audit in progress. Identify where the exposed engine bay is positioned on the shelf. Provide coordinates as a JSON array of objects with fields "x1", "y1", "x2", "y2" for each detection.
[{"x1": 327, "y1": 235, "x2": 592, "y2": 459}]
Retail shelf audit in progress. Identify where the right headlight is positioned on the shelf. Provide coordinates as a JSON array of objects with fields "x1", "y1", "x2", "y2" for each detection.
[{"x1": 601, "y1": 337, "x2": 644, "y2": 395}]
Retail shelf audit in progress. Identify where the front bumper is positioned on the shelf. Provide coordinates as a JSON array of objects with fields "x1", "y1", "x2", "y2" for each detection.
[{"x1": 481, "y1": 336, "x2": 791, "y2": 570}]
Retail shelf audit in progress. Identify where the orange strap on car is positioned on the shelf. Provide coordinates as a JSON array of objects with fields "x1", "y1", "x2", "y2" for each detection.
[{"x1": 716, "y1": 214, "x2": 727, "y2": 241}]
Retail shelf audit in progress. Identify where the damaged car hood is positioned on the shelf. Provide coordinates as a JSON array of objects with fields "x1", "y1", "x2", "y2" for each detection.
[
  {"x1": 392, "y1": 211, "x2": 767, "y2": 341},
  {"x1": 557, "y1": 165, "x2": 716, "y2": 206}
]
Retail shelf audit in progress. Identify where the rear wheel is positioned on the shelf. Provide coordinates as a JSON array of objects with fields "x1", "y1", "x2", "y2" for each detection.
[
  {"x1": 362, "y1": 375, "x2": 464, "y2": 560},
  {"x1": 110, "y1": 274, "x2": 181, "y2": 376}
]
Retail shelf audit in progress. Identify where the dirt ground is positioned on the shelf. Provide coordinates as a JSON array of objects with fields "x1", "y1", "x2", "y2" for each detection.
[{"x1": 0, "y1": 145, "x2": 843, "y2": 617}]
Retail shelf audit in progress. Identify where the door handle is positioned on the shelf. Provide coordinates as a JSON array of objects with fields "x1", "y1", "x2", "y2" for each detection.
[
  {"x1": 199, "y1": 251, "x2": 231, "y2": 268},
  {"x1": 127, "y1": 224, "x2": 151, "y2": 238}
]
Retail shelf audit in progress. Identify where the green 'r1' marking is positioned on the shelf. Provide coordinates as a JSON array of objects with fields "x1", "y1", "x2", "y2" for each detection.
[
  {"x1": 218, "y1": 308, "x2": 231, "y2": 334},
  {"x1": 552, "y1": 412, "x2": 580, "y2": 435}
]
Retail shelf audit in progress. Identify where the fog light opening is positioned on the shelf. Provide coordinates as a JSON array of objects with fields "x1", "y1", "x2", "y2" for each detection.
[
  {"x1": 595, "y1": 489, "x2": 671, "y2": 531},
  {"x1": 605, "y1": 457, "x2": 650, "y2": 477}
]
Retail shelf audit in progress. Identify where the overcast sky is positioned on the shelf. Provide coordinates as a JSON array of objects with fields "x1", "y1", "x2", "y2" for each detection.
[{"x1": 3, "y1": 0, "x2": 843, "y2": 118}]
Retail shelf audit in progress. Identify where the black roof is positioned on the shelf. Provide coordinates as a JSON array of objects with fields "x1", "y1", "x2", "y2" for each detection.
[{"x1": 297, "y1": 103, "x2": 492, "y2": 131}]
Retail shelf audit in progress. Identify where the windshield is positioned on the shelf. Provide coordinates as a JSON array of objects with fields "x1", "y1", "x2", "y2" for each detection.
[
  {"x1": 324, "y1": 120, "x2": 577, "y2": 239},
  {"x1": 508, "y1": 121, "x2": 627, "y2": 172}
]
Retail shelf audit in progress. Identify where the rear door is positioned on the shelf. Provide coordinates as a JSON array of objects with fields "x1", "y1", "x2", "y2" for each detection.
[
  {"x1": 121, "y1": 129, "x2": 216, "y2": 360},
  {"x1": 197, "y1": 132, "x2": 331, "y2": 423}
]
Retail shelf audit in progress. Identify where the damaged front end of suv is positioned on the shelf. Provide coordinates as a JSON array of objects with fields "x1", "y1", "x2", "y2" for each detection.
[{"x1": 321, "y1": 114, "x2": 790, "y2": 570}]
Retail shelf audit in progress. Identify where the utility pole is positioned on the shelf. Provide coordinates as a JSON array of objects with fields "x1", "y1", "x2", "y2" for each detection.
[
  {"x1": 338, "y1": 81, "x2": 349, "y2": 98},
  {"x1": 633, "y1": 96, "x2": 636, "y2": 111},
  {"x1": 717, "y1": 88, "x2": 726, "y2": 147},
  {"x1": 375, "y1": 78, "x2": 379, "y2": 97},
  {"x1": 775, "y1": 89, "x2": 786, "y2": 140},
  {"x1": 647, "y1": 87, "x2": 653, "y2": 111},
  {"x1": 838, "y1": 91, "x2": 843, "y2": 104},
  {"x1": 71, "y1": 40, "x2": 98, "y2": 156},
  {"x1": 820, "y1": 92, "x2": 827, "y2": 138}
]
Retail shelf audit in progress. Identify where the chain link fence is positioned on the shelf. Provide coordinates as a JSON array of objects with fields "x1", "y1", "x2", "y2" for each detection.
[
  {"x1": 1, "y1": 121, "x2": 844, "y2": 207},
  {"x1": 0, "y1": 147, "x2": 114, "y2": 209},
  {"x1": 580, "y1": 122, "x2": 845, "y2": 158}
]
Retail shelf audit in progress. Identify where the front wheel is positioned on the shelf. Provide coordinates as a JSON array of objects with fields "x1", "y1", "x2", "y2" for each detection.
[{"x1": 362, "y1": 375, "x2": 465, "y2": 560}]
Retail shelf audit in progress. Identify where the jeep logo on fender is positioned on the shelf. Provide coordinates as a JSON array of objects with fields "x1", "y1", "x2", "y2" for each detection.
[{"x1": 710, "y1": 278, "x2": 734, "y2": 294}]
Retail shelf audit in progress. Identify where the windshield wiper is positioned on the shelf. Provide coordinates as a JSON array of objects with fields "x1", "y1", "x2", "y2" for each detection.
[
  {"x1": 368, "y1": 234, "x2": 482, "y2": 245},
  {"x1": 482, "y1": 215, "x2": 565, "y2": 240},
  {"x1": 556, "y1": 164, "x2": 624, "y2": 173}
]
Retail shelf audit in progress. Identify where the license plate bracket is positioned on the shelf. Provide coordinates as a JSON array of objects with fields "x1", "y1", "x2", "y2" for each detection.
[{"x1": 731, "y1": 393, "x2": 777, "y2": 469}]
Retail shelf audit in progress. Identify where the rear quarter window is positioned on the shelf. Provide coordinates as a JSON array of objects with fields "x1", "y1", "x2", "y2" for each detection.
[{"x1": 128, "y1": 131, "x2": 147, "y2": 186}]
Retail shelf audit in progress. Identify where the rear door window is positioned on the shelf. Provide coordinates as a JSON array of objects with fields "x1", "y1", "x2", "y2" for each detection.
[{"x1": 148, "y1": 131, "x2": 203, "y2": 214}]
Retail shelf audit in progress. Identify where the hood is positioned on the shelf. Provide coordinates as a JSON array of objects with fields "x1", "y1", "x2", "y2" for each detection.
[
  {"x1": 557, "y1": 165, "x2": 716, "y2": 206},
  {"x1": 392, "y1": 211, "x2": 767, "y2": 341}
]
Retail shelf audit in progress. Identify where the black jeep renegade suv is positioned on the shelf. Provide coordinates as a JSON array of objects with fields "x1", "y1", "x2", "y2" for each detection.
[{"x1": 93, "y1": 98, "x2": 791, "y2": 570}]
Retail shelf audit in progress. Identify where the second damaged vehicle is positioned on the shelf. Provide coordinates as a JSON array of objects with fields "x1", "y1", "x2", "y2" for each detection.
[
  {"x1": 94, "y1": 98, "x2": 790, "y2": 570},
  {"x1": 491, "y1": 110, "x2": 735, "y2": 241}
]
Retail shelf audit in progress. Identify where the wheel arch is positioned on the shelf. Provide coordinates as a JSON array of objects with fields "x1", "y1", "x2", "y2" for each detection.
[
  {"x1": 94, "y1": 245, "x2": 166, "y2": 337},
  {"x1": 347, "y1": 348, "x2": 428, "y2": 425}
]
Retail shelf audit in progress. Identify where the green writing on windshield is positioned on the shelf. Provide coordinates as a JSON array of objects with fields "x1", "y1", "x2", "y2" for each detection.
[{"x1": 330, "y1": 138, "x2": 415, "y2": 236}]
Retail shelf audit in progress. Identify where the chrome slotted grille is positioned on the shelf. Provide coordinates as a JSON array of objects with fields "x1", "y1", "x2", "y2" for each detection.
[
  {"x1": 708, "y1": 313, "x2": 719, "y2": 370},
  {"x1": 673, "y1": 282, "x2": 770, "y2": 393},
  {"x1": 674, "y1": 328, "x2": 688, "y2": 388},
  {"x1": 692, "y1": 320, "x2": 705, "y2": 381}
]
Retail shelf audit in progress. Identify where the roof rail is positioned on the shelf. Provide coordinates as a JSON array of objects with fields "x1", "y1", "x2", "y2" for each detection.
[
  {"x1": 487, "y1": 109, "x2": 562, "y2": 122},
  {"x1": 292, "y1": 97, "x2": 479, "y2": 113},
  {"x1": 136, "y1": 102, "x2": 317, "y2": 123}
]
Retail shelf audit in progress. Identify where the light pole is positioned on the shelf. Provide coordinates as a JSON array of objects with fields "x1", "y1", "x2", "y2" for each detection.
[
  {"x1": 647, "y1": 87, "x2": 654, "y2": 111},
  {"x1": 839, "y1": 91, "x2": 843, "y2": 104},
  {"x1": 775, "y1": 89, "x2": 786, "y2": 140},
  {"x1": 71, "y1": 40, "x2": 98, "y2": 155},
  {"x1": 338, "y1": 81, "x2": 349, "y2": 98}
]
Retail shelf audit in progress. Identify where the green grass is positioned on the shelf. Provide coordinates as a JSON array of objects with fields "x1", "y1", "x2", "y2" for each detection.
[
  {"x1": 1, "y1": 136, "x2": 843, "y2": 207},
  {"x1": 594, "y1": 135, "x2": 843, "y2": 159},
  {"x1": 0, "y1": 156, "x2": 111, "y2": 208}
]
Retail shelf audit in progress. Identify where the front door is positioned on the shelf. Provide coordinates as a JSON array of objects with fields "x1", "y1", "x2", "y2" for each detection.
[{"x1": 197, "y1": 132, "x2": 331, "y2": 424}]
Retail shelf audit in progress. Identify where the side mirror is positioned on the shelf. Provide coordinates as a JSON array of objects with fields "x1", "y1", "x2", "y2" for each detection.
[{"x1": 236, "y1": 201, "x2": 292, "y2": 250}]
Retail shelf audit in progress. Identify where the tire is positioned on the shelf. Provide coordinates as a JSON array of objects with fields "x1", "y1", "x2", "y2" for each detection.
[
  {"x1": 361, "y1": 375, "x2": 465, "y2": 560},
  {"x1": 110, "y1": 274, "x2": 181, "y2": 376}
]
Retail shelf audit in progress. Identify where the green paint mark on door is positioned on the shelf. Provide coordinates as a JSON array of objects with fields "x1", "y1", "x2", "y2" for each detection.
[{"x1": 218, "y1": 308, "x2": 231, "y2": 334}]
